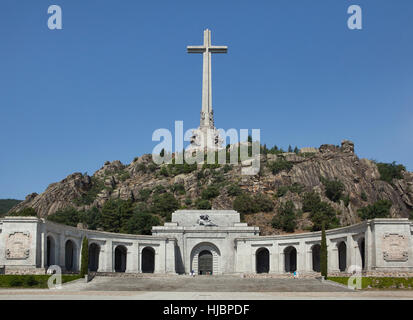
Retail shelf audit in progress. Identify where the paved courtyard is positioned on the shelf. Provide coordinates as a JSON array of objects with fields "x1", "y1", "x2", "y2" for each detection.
[
  {"x1": 80, "y1": 275, "x2": 350, "y2": 292},
  {"x1": 1, "y1": 275, "x2": 413, "y2": 300}
]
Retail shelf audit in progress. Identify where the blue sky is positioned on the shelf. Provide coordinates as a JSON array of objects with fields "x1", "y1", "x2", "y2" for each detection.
[{"x1": 1, "y1": 0, "x2": 412, "y2": 199}]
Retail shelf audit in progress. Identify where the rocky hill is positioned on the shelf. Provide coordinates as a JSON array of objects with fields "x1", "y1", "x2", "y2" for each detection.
[{"x1": 8, "y1": 140, "x2": 413, "y2": 235}]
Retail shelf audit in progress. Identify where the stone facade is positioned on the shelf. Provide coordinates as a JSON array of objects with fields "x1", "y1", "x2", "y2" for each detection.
[{"x1": 0, "y1": 212, "x2": 412, "y2": 275}]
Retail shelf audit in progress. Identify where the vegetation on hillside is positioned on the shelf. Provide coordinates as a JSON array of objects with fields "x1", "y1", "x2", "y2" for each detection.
[
  {"x1": 0, "y1": 199, "x2": 22, "y2": 216},
  {"x1": 357, "y1": 199, "x2": 392, "y2": 220},
  {"x1": 376, "y1": 161, "x2": 405, "y2": 184},
  {"x1": 271, "y1": 200, "x2": 298, "y2": 232}
]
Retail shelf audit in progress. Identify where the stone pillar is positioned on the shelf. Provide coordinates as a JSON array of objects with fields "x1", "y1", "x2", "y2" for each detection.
[
  {"x1": 269, "y1": 244, "x2": 278, "y2": 273},
  {"x1": 279, "y1": 251, "x2": 285, "y2": 273},
  {"x1": 103, "y1": 240, "x2": 113, "y2": 272},
  {"x1": 297, "y1": 241, "x2": 306, "y2": 272},
  {"x1": 165, "y1": 239, "x2": 176, "y2": 274},
  {"x1": 59, "y1": 234, "x2": 65, "y2": 269},
  {"x1": 346, "y1": 235, "x2": 353, "y2": 272},
  {"x1": 40, "y1": 229, "x2": 47, "y2": 268},
  {"x1": 327, "y1": 239, "x2": 338, "y2": 272}
]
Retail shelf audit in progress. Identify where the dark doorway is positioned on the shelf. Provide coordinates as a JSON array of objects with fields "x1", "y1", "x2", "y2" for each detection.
[
  {"x1": 65, "y1": 240, "x2": 75, "y2": 271},
  {"x1": 198, "y1": 250, "x2": 213, "y2": 275},
  {"x1": 338, "y1": 241, "x2": 347, "y2": 272},
  {"x1": 284, "y1": 246, "x2": 297, "y2": 272},
  {"x1": 46, "y1": 236, "x2": 55, "y2": 267},
  {"x1": 312, "y1": 244, "x2": 321, "y2": 272},
  {"x1": 256, "y1": 248, "x2": 270, "y2": 273},
  {"x1": 359, "y1": 238, "x2": 365, "y2": 270},
  {"x1": 115, "y1": 245, "x2": 127, "y2": 272},
  {"x1": 89, "y1": 243, "x2": 100, "y2": 272},
  {"x1": 142, "y1": 247, "x2": 155, "y2": 273}
]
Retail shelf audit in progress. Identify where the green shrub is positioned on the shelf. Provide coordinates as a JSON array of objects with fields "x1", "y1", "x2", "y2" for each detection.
[
  {"x1": 74, "y1": 176, "x2": 105, "y2": 206},
  {"x1": 136, "y1": 163, "x2": 147, "y2": 173},
  {"x1": 196, "y1": 199, "x2": 212, "y2": 210},
  {"x1": 150, "y1": 193, "x2": 179, "y2": 217},
  {"x1": 170, "y1": 184, "x2": 186, "y2": 195},
  {"x1": 153, "y1": 185, "x2": 167, "y2": 194},
  {"x1": 9, "y1": 207, "x2": 37, "y2": 217},
  {"x1": 138, "y1": 188, "x2": 152, "y2": 201},
  {"x1": 233, "y1": 193, "x2": 274, "y2": 214},
  {"x1": 361, "y1": 192, "x2": 368, "y2": 201},
  {"x1": 148, "y1": 163, "x2": 158, "y2": 172},
  {"x1": 184, "y1": 198, "x2": 192, "y2": 206},
  {"x1": 223, "y1": 164, "x2": 232, "y2": 173},
  {"x1": 377, "y1": 161, "x2": 405, "y2": 184},
  {"x1": 47, "y1": 207, "x2": 80, "y2": 227},
  {"x1": 267, "y1": 157, "x2": 293, "y2": 175},
  {"x1": 254, "y1": 193, "x2": 274, "y2": 212},
  {"x1": 227, "y1": 184, "x2": 242, "y2": 196},
  {"x1": 272, "y1": 201, "x2": 297, "y2": 232},
  {"x1": 160, "y1": 166, "x2": 169, "y2": 177},
  {"x1": 342, "y1": 194, "x2": 350, "y2": 207},
  {"x1": 357, "y1": 199, "x2": 392, "y2": 220},
  {"x1": 201, "y1": 185, "x2": 220, "y2": 200},
  {"x1": 320, "y1": 177, "x2": 345, "y2": 202},
  {"x1": 127, "y1": 212, "x2": 161, "y2": 235},
  {"x1": 24, "y1": 275, "x2": 39, "y2": 287},
  {"x1": 9, "y1": 277, "x2": 23, "y2": 287},
  {"x1": 277, "y1": 186, "x2": 289, "y2": 197},
  {"x1": 119, "y1": 171, "x2": 131, "y2": 181},
  {"x1": 233, "y1": 194, "x2": 256, "y2": 214},
  {"x1": 302, "y1": 192, "x2": 339, "y2": 231}
]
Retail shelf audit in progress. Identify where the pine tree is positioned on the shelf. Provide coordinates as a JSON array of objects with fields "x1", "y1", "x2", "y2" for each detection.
[
  {"x1": 80, "y1": 236, "x2": 89, "y2": 278},
  {"x1": 320, "y1": 221, "x2": 328, "y2": 279}
]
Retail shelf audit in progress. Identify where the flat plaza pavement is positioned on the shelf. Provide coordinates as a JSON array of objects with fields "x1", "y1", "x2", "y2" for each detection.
[{"x1": 0, "y1": 275, "x2": 413, "y2": 300}]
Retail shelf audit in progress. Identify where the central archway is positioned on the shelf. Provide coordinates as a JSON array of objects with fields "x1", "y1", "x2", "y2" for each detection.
[
  {"x1": 115, "y1": 245, "x2": 127, "y2": 272},
  {"x1": 190, "y1": 242, "x2": 221, "y2": 275},
  {"x1": 284, "y1": 246, "x2": 297, "y2": 273},
  {"x1": 141, "y1": 247, "x2": 155, "y2": 273},
  {"x1": 256, "y1": 248, "x2": 270, "y2": 273},
  {"x1": 198, "y1": 250, "x2": 213, "y2": 275}
]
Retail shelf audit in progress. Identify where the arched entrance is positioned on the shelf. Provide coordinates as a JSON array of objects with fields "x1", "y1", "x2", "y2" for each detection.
[
  {"x1": 115, "y1": 245, "x2": 127, "y2": 272},
  {"x1": 284, "y1": 246, "x2": 297, "y2": 272},
  {"x1": 46, "y1": 236, "x2": 56, "y2": 267},
  {"x1": 190, "y1": 243, "x2": 220, "y2": 275},
  {"x1": 359, "y1": 238, "x2": 365, "y2": 270},
  {"x1": 141, "y1": 247, "x2": 155, "y2": 273},
  {"x1": 198, "y1": 250, "x2": 213, "y2": 275},
  {"x1": 256, "y1": 248, "x2": 270, "y2": 273},
  {"x1": 338, "y1": 241, "x2": 347, "y2": 272},
  {"x1": 88, "y1": 243, "x2": 100, "y2": 272},
  {"x1": 311, "y1": 244, "x2": 321, "y2": 272},
  {"x1": 65, "y1": 240, "x2": 76, "y2": 271}
]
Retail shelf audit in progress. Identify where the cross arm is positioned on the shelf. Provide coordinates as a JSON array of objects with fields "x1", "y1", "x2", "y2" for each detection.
[
  {"x1": 187, "y1": 46, "x2": 206, "y2": 53},
  {"x1": 209, "y1": 46, "x2": 228, "y2": 53}
]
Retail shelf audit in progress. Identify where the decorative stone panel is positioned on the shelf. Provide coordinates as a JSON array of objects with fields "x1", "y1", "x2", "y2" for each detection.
[
  {"x1": 382, "y1": 233, "x2": 408, "y2": 262},
  {"x1": 5, "y1": 232, "x2": 31, "y2": 260}
]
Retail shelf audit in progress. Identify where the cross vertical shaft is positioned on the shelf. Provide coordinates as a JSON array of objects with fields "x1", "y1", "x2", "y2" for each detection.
[{"x1": 187, "y1": 29, "x2": 227, "y2": 129}]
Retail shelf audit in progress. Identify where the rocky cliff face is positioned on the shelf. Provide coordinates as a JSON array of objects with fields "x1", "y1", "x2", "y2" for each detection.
[{"x1": 9, "y1": 140, "x2": 413, "y2": 234}]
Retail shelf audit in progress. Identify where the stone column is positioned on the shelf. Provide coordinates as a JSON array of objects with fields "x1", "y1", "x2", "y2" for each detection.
[
  {"x1": 165, "y1": 239, "x2": 176, "y2": 274},
  {"x1": 103, "y1": 240, "x2": 113, "y2": 272}
]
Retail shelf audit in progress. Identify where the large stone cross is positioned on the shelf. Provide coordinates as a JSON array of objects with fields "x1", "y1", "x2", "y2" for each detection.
[{"x1": 187, "y1": 29, "x2": 227, "y2": 128}]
